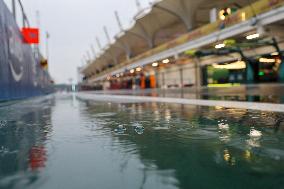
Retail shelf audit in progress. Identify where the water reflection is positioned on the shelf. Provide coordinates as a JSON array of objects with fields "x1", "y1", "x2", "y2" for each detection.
[
  {"x1": 29, "y1": 146, "x2": 47, "y2": 170},
  {"x1": 93, "y1": 87, "x2": 284, "y2": 103},
  {"x1": 0, "y1": 95, "x2": 284, "y2": 189},
  {"x1": 82, "y1": 99, "x2": 284, "y2": 189},
  {"x1": 223, "y1": 149, "x2": 236, "y2": 166},
  {"x1": 0, "y1": 97, "x2": 54, "y2": 188}
]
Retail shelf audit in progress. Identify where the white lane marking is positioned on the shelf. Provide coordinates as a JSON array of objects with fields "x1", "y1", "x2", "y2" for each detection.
[{"x1": 76, "y1": 93, "x2": 284, "y2": 113}]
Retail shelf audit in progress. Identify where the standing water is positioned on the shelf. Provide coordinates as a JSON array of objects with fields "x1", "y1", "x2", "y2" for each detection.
[{"x1": 0, "y1": 94, "x2": 283, "y2": 189}]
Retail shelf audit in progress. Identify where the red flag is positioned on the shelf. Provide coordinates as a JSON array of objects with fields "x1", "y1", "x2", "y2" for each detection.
[{"x1": 21, "y1": 28, "x2": 40, "y2": 44}]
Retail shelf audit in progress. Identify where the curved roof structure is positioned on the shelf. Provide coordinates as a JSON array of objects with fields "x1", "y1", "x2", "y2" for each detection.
[{"x1": 82, "y1": 0, "x2": 260, "y2": 79}]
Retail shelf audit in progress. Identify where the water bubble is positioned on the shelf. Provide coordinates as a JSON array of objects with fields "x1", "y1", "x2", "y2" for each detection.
[
  {"x1": 0, "y1": 146, "x2": 8, "y2": 153},
  {"x1": 114, "y1": 124, "x2": 127, "y2": 134},
  {"x1": 248, "y1": 129, "x2": 262, "y2": 138},
  {"x1": 0, "y1": 120, "x2": 7, "y2": 128},
  {"x1": 0, "y1": 146, "x2": 16, "y2": 156},
  {"x1": 133, "y1": 123, "x2": 144, "y2": 135},
  {"x1": 217, "y1": 119, "x2": 229, "y2": 130},
  {"x1": 218, "y1": 123, "x2": 229, "y2": 130}
]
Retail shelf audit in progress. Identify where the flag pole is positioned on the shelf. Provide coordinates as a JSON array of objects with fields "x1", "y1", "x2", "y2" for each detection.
[
  {"x1": 46, "y1": 31, "x2": 50, "y2": 70},
  {"x1": 12, "y1": 0, "x2": 16, "y2": 19}
]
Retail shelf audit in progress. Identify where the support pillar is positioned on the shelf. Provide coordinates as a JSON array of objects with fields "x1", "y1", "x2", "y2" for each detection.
[
  {"x1": 271, "y1": 38, "x2": 284, "y2": 83},
  {"x1": 246, "y1": 62, "x2": 255, "y2": 84},
  {"x1": 150, "y1": 72, "x2": 156, "y2": 89},
  {"x1": 155, "y1": 71, "x2": 159, "y2": 88},
  {"x1": 132, "y1": 77, "x2": 136, "y2": 90},
  {"x1": 179, "y1": 67, "x2": 184, "y2": 88},
  {"x1": 279, "y1": 58, "x2": 284, "y2": 83},
  {"x1": 162, "y1": 72, "x2": 166, "y2": 89},
  {"x1": 194, "y1": 58, "x2": 201, "y2": 92},
  {"x1": 140, "y1": 74, "x2": 146, "y2": 89},
  {"x1": 12, "y1": 0, "x2": 16, "y2": 19}
]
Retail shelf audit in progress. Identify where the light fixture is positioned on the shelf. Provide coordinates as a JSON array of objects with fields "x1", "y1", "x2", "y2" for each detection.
[
  {"x1": 271, "y1": 52, "x2": 279, "y2": 56},
  {"x1": 212, "y1": 61, "x2": 246, "y2": 70},
  {"x1": 136, "y1": 67, "x2": 142, "y2": 72},
  {"x1": 219, "y1": 8, "x2": 231, "y2": 21},
  {"x1": 152, "y1": 62, "x2": 159, "y2": 67},
  {"x1": 215, "y1": 43, "x2": 225, "y2": 49},
  {"x1": 219, "y1": 14, "x2": 226, "y2": 21},
  {"x1": 259, "y1": 58, "x2": 276, "y2": 63},
  {"x1": 241, "y1": 12, "x2": 246, "y2": 21},
  {"x1": 246, "y1": 33, "x2": 260, "y2": 40},
  {"x1": 116, "y1": 74, "x2": 120, "y2": 78},
  {"x1": 162, "y1": 59, "x2": 170, "y2": 64},
  {"x1": 130, "y1": 69, "x2": 135, "y2": 73}
]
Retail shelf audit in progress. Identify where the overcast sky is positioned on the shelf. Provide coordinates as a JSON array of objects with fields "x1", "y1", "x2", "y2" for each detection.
[{"x1": 4, "y1": 0, "x2": 151, "y2": 84}]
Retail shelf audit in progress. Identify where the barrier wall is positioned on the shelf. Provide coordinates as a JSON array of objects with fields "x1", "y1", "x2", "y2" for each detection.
[{"x1": 0, "y1": 0, "x2": 52, "y2": 101}]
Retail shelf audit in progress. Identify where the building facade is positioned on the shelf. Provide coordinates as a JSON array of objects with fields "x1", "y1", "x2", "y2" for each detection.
[{"x1": 80, "y1": 0, "x2": 284, "y2": 90}]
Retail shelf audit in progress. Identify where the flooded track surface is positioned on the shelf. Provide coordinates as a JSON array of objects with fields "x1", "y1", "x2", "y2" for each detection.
[{"x1": 0, "y1": 94, "x2": 284, "y2": 189}]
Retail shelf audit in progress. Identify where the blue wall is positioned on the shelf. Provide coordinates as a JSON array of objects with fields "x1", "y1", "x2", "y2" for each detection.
[{"x1": 0, "y1": 0, "x2": 52, "y2": 101}]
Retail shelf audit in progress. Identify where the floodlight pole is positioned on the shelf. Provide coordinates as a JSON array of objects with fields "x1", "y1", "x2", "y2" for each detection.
[
  {"x1": 83, "y1": 54, "x2": 88, "y2": 64},
  {"x1": 114, "y1": 11, "x2": 123, "y2": 31},
  {"x1": 12, "y1": 0, "x2": 16, "y2": 19},
  {"x1": 136, "y1": 0, "x2": 142, "y2": 11},
  {"x1": 36, "y1": 10, "x2": 41, "y2": 57},
  {"x1": 46, "y1": 32, "x2": 50, "y2": 61},
  {"x1": 103, "y1": 26, "x2": 111, "y2": 44},
  {"x1": 96, "y1": 37, "x2": 102, "y2": 51},
  {"x1": 90, "y1": 44, "x2": 97, "y2": 59},
  {"x1": 86, "y1": 51, "x2": 92, "y2": 63}
]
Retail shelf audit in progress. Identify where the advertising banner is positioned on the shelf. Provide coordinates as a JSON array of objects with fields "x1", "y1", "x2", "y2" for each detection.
[{"x1": 0, "y1": 0, "x2": 52, "y2": 101}]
